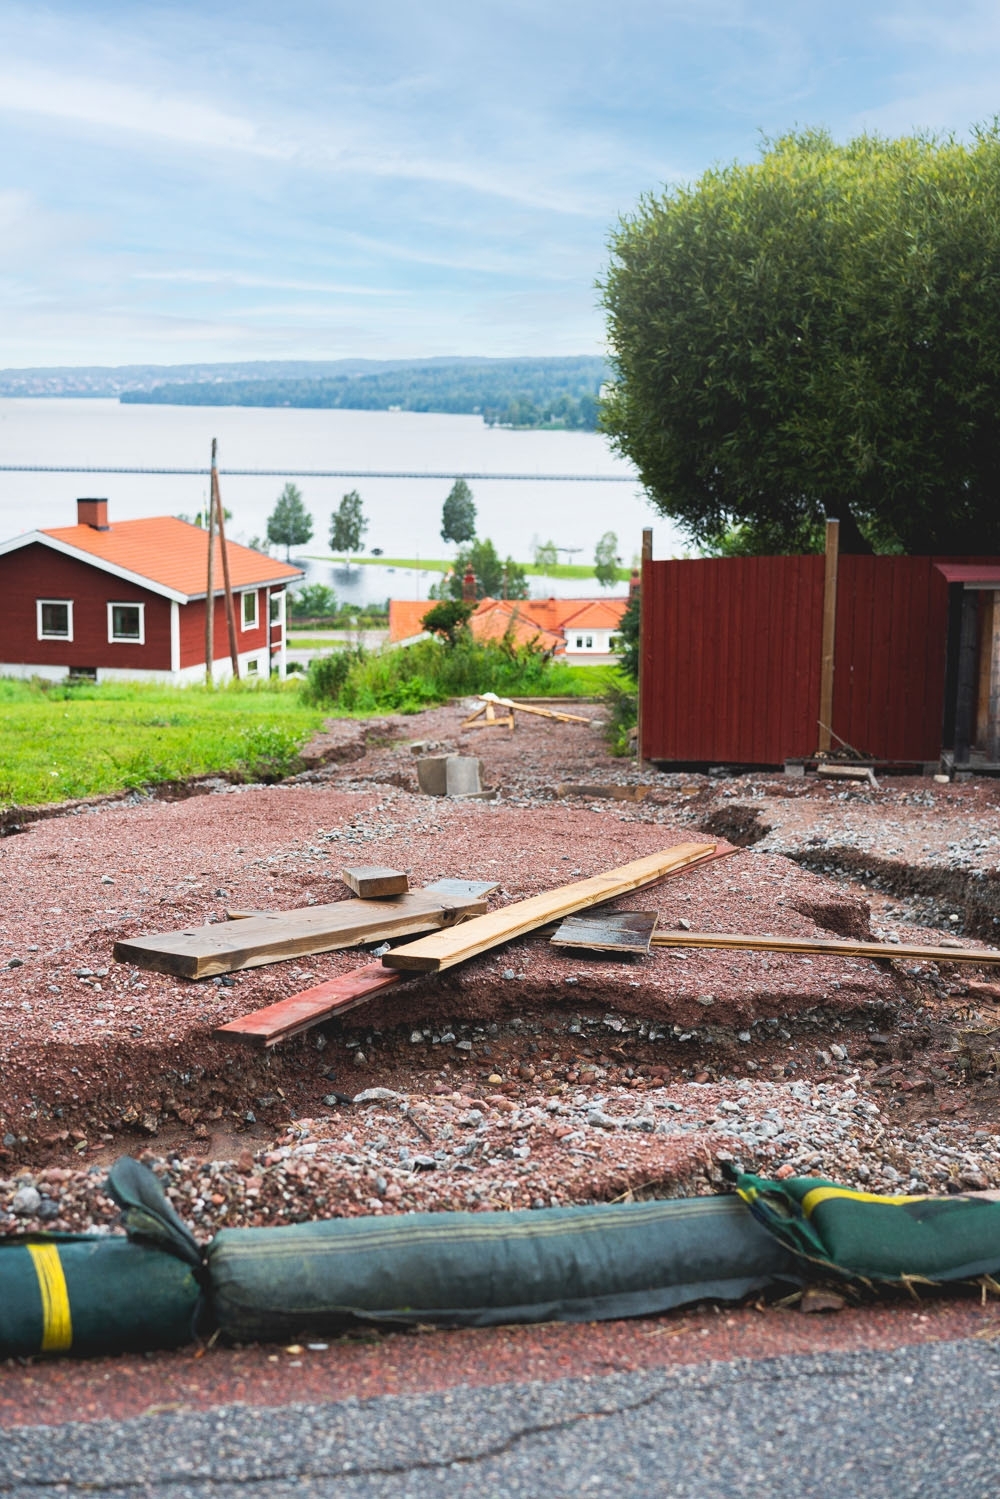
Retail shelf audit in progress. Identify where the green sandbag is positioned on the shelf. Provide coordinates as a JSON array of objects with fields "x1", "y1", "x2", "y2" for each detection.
[
  {"x1": 736, "y1": 1173, "x2": 1000, "y2": 1283},
  {"x1": 0, "y1": 1235, "x2": 202, "y2": 1357},
  {"x1": 210, "y1": 1194, "x2": 800, "y2": 1340}
]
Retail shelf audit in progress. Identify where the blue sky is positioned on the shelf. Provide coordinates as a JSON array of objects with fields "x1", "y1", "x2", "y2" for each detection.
[{"x1": 2, "y1": 0, "x2": 999, "y2": 366}]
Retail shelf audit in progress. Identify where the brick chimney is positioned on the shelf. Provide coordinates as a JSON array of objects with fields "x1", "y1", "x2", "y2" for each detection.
[{"x1": 77, "y1": 498, "x2": 109, "y2": 530}]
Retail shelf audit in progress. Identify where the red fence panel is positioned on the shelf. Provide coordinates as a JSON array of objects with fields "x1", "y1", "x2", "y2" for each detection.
[
  {"x1": 641, "y1": 556, "x2": 824, "y2": 763},
  {"x1": 642, "y1": 552, "x2": 1000, "y2": 766}
]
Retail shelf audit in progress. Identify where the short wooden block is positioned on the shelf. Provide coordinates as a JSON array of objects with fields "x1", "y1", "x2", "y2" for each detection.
[{"x1": 342, "y1": 865, "x2": 409, "y2": 898}]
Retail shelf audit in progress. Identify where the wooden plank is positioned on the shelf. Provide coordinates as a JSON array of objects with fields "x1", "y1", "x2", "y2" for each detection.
[
  {"x1": 214, "y1": 963, "x2": 404, "y2": 1048},
  {"x1": 225, "y1": 879, "x2": 499, "y2": 925},
  {"x1": 114, "y1": 888, "x2": 490, "y2": 980},
  {"x1": 341, "y1": 865, "x2": 409, "y2": 898},
  {"x1": 817, "y1": 518, "x2": 840, "y2": 753},
  {"x1": 382, "y1": 843, "x2": 716, "y2": 973},
  {"x1": 551, "y1": 910, "x2": 658, "y2": 955},
  {"x1": 650, "y1": 931, "x2": 1000, "y2": 965},
  {"x1": 477, "y1": 692, "x2": 590, "y2": 724},
  {"x1": 554, "y1": 783, "x2": 650, "y2": 802}
]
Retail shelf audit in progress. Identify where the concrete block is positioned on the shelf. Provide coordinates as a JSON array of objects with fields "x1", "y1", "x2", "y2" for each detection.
[
  {"x1": 415, "y1": 756, "x2": 449, "y2": 796},
  {"x1": 445, "y1": 756, "x2": 483, "y2": 797}
]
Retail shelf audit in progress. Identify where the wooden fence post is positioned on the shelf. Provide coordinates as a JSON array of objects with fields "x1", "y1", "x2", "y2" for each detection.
[
  {"x1": 637, "y1": 527, "x2": 653, "y2": 763},
  {"x1": 817, "y1": 518, "x2": 840, "y2": 753}
]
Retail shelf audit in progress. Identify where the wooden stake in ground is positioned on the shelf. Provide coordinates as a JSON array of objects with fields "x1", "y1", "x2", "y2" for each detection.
[
  {"x1": 383, "y1": 843, "x2": 716, "y2": 973},
  {"x1": 637, "y1": 525, "x2": 652, "y2": 765},
  {"x1": 211, "y1": 445, "x2": 240, "y2": 681},
  {"x1": 817, "y1": 517, "x2": 839, "y2": 754},
  {"x1": 650, "y1": 930, "x2": 1000, "y2": 966},
  {"x1": 204, "y1": 439, "x2": 216, "y2": 687}
]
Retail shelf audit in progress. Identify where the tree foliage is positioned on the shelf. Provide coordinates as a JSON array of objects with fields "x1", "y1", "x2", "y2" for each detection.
[
  {"x1": 594, "y1": 530, "x2": 620, "y2": 587},
  {"x1": 420, "y1": 599, "x2": 475, "y2": 644},
  {"x1": 601, "y1": 126, "x2": 1000, "y2": 555},
  {"x1": 290, "y1": 583, "x2": 337, "y2": 618},
  {"x1": 433, "y1": 537, "x2": 529, "y2": 601},
  {"x1": 533, "y1": 538, "x2": 558, "y2": 569},
  {"x1": 441, "y1": 478, "x2": 477, "y2": 544},
  {"x1": 266, "y1": 483, "x2": 313, "y2": 560},
  {"x1": 329, "y1": 490, "x2": 368, "y2": 557}
]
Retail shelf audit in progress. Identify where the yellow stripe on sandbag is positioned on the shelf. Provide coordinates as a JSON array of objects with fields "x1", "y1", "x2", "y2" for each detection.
[
  {"x1": 27, "y1": 1244, "x2": 72, "y2": 1352},
  {"x1": 801, "y1": 1187, "x2": 929, "y2": 1217}
]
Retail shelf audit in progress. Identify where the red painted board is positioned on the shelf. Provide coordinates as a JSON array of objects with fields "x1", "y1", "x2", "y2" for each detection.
[{"x1": 214, "y1": 963, "x2": 405, "y2": 1049}]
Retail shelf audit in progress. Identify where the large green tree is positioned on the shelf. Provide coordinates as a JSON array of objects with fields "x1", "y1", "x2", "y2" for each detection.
[
  {"x1": 440, "y1": 478, "x2": 477, "y2": 544},
  {"x1": 435, "y1": 538, "x2": 529, "y2": 600},
  {"x1": 266, "y1": 483, "x2": 313, "y2": 560},
  {"x1": 329, "y1": 490, "x2": 368, "y2": 559},
  {"x1": 601, "y1": 127, "x2": 1000, "y2": 555}
]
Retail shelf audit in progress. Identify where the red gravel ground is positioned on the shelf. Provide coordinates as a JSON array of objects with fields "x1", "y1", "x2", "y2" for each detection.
[{"x1": 4, "y1": 701, "x2": 1000, "y2": 1417}]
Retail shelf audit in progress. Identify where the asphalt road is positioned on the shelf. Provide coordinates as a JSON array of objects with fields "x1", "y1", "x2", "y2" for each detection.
[{"x1": 3, "y1": 1337, "x2": 999, "y2": 1498}]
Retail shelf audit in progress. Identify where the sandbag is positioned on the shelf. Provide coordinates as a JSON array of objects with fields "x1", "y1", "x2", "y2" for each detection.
[
  {"x1": 736, "y1": 1173, "x2": 1000, "y2": 1283},
  {"x1": 0, "y1": 1234, "x2": 202, "y2": 1357},
  {"x1": 209, "y1": 1194, "x2": 800, "y2": 1340}
]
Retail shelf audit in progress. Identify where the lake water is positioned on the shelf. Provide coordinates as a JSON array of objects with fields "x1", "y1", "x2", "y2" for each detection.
[{"x1": 0, "y1": 399, "x2": 685, "y2": 605}]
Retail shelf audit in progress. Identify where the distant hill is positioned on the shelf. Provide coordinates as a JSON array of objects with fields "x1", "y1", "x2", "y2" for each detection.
[
  {"x1": 0, "y1": 356, "x2": 508, "y2": 399},
  {"x1": 118, "y1": 356, "x2": 609, "y2": 430},
  {"x1": 0, "y1": 356, "x2": 610, "y2": 430}
]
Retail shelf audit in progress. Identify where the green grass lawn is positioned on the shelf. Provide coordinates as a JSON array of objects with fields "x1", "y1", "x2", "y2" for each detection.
[
  {"x1": 0, "y1": 679, "x2": 326, "y2": 807},
  {"x1": 306, "y1": 554, "x2": 631, "y2": 582}
]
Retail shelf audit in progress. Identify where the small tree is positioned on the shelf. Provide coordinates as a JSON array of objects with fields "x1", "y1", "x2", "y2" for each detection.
[
  {"x1": 594, "y1": 530, "x2": 620, "y2": 588},
  {"x1": 421, "y1": 599, "x2": 475, "y2": 645},
  {"x1": 442, "y1": 538, "x2": 528, "y2": 600},
  {"x1": 441, "y1": 478, "x2": 476, "y2": 545},
  {"x1": 329, "y1": 490, "x2": 368, "y2": 560},
  {"x1": 291, "y1": 583, "x2": 337, "y2": 619},
  {"x1": 266, "y1": 483, "x2": 313, "y2": 561},
  {"x1": 534, "y1": 539, "x2": 558, "y2": 570}
]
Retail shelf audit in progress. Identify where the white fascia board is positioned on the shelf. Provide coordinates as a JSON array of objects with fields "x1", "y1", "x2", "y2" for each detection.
[{"x1": 0, "y1": 531, "x2": 188, "y2": 603}]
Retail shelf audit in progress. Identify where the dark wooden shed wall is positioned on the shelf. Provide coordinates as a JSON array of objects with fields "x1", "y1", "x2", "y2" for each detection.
[{"x1": 641, "y1": 553, "x2": 1000, "y2": 765}]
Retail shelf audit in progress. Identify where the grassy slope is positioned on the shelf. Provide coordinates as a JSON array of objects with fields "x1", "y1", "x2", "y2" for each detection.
[
  {"x1": 0, "y1": 680, "x2": 325, "y2": 807},
  {"x1": 307, "y1": 554, "x2": 631, "y2": 582}
]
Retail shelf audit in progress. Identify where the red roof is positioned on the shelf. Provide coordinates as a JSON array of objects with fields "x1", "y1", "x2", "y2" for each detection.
[
  {"x1": 30, "y1": 516, "x2": 302, "y2": 600},
  {"x1": 470, "y1": 600, "x2": 563, "y2": 653},
  {"x1": 934, "y1": 564, "x2": 1000, "y2": 586},
  {"x1": 389, "y1": 599, "x2": 434, "y2": 642},
  {"x1": 559, "y1": 599, "x2": 627, "y2": 630}
]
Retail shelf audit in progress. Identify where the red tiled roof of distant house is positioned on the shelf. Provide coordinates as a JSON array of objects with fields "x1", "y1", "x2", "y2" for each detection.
[
  {"x1": 469, "y1": 600, "x2": 564, "y2": 653},
  {"x1": 388, "y1": 599, "x2": 434, "y2": 642}
]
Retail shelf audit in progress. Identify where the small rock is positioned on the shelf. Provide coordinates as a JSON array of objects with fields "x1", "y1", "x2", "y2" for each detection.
[
  {"x1": 7, "y1": 958, "x2": 23, "y2": 969},
  {"x1": 354, "y1": 1088, "x2": 403, "y2": 1104},
  {"x1": 100, "y1": 875, "x2": 115, "y2": 885},
  {"x1": 830, "y1": 1044, "x2": 848, "y2": 1062},
  {"x1": 352, "y1": 1051, "x2": 367, "y2": 1066},
  {"x1": 503, "y1": 969, "x2": 516, "y2": 981},
  {"x1": 410, "y1": 1031, "x2": 423, "y2": 1045},
  {"x1": 587, "y1": 1109, "x2": 617, "y2": 1129},
  {"x1": 12, "y1": 1186, "x2": 41, "y2": 1216}
]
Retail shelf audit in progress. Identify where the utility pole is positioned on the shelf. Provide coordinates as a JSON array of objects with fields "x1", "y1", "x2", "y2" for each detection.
[
  {"x1": 211, "y1": 442, "x2": 240, "y2": 680},
  {"x1": 204, "y1": 443, "x2": 216, "y2": 687}
]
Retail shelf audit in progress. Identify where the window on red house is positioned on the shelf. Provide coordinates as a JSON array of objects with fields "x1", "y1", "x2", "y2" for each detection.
[{"x1": 38, "y1": 600, "x2": 72, "y2": 639}]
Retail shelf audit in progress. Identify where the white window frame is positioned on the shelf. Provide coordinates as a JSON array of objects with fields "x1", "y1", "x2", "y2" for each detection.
[
  {"x1": 107, "y1": 601, "x2": 145, "y2": 645},
  {"x1": 241, "y1": 589, "x2": 259, "y2": 631},
  {"x1": 575, "y1": 635, "x2": 583, "y2": 648},
  {"x1": 585, "y1": 635, "x2": 593, "y2": 649},
  {"x1": 37, "y1": 599, "x2": 73, "y2": 641},
  {"x1": 269, "y1": 589, "x2": 284, "y2": 625}
]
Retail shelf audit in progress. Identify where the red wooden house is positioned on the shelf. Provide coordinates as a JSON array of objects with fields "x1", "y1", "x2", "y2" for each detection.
[
  {"x1": 0, "y1": 499, "x2": 303, "y2": 684},
  {"x1": 639, "y1": 531, "x2": 1000, "y2": 773}
]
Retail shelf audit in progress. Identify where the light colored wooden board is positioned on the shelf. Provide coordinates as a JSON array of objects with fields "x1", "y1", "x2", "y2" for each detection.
[
  {"x1": 551, "y1": 910, "x2": 658, "y2": 955},
  {"x1": 114, "y1": 888, "x2": 489, "y2": 980},
  {"x1": 650, "y1": 931, "x2": 1000, "y2": 965},
  {"x1": 342, "y1": 865, "x2": 409, "y2": 897},
  {"x1": 214, "y1": 963, "x2": 404, "y2": 1048},
  {"x1": 476, "y1": 692, "x2": 590, "y2": 724},
  {"x1": 383, "y1": 843, "x2": 716, "y2": 973},
  {"x1": 554, "y1": 783, "x2": 650, "y2": 803}
]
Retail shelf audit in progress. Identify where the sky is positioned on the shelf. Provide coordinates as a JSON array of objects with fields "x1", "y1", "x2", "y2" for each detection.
[{"x1": 2, "y1": 0, "x2": 1000, "y2": 367}]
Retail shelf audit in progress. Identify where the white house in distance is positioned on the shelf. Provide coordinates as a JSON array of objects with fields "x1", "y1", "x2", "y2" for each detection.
[{"x1": 0, "y1": 499, "x2": 304, "y2": 683}]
